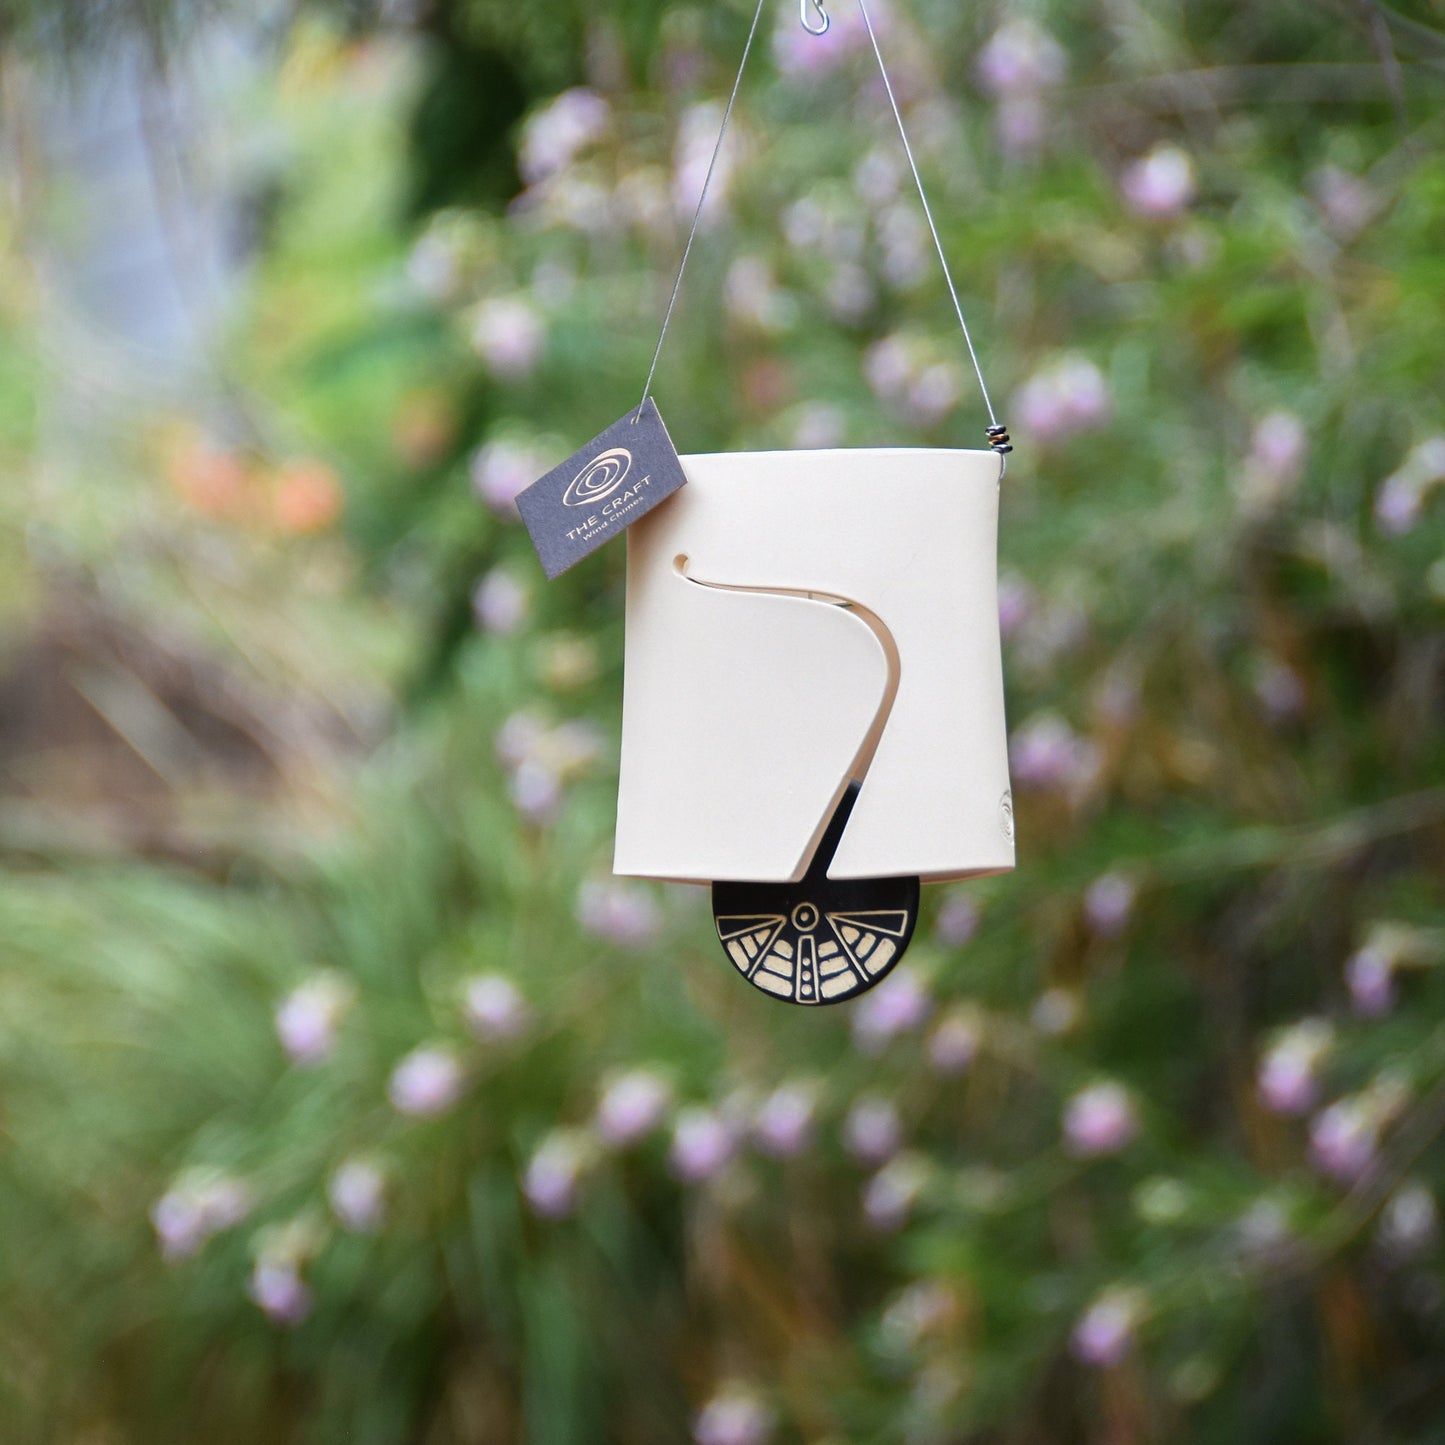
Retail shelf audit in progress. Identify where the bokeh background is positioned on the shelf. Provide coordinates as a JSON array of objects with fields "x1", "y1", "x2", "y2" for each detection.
[{"x1": 1, "y1": 1, "x2": 1444, "y2": 1441}]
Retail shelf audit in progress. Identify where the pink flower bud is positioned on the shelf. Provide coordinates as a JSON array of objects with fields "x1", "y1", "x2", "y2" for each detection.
[
  {"x1": 994, "y1": 92, "x2": 1049, "y2": 159},
  {"x1": 1251, "y1": 411, "x2": 1308, "y2": 482},
  {"x1": 151, "y1": 1191, "x2": 208, "y2": 1263},
  {"x1": 495, "y1": 711, "x2": 545, "y2": 768},
  {"x1": 471, "y1": 440, "x2": 546, "y2": 518},
  {"x1": 863, "y1": 335, "x2": 913, "y2": 404},
  {"x1": 519, "y1": 89, "x2": 610, "y2": 185},
  {"x1": 996, "y1": 575, "x2": 1035, "y2": 640},
  {"x1": 329, "y1": 1159, "x2": 386, "y2": 1234},
  {"x1": 976, "y1": 20, "x2": 1066, "y2": 96},
  {"x1": 1310, "y1": 1098, "x2": 1378, "y2": 1183},
  {"x1": 577, "y1": 879, "x2": 660, "y2": 949},
  {"x1": 854, "y1": 148, "x2": 901, "y2": 207},
  {"x1": 933, "y1": 892, "x2": 980, "y2": 949},
  {"x1": 844, "y1": 1096, "x2": 902, "y2": 1166},
  {"x1": 1311, "y1": 164, "x2": 1378, "y2": 238},
  {"x1": 852, "y1": 967, "x2": 932, "y2": 1053},
  {"x1": 473, "y1": 568, "x2": 530, "y2": 635},
  {"x1": 905, "y1": 362, "x2": 963, "y2": 425},
  {"x1": 927, "y1": 1008, "x2": 981, "y2": 1075},
  {"x1": 509, "y1": 760, "x2": 562, "y2": 825},
  {"x1": 1375, "y1": 473, "x2": 1424, "y2": 536},
  {"x1": 1252, "y1": 657, "x2": 1306, "y2": 724},
  {"x1": 1071, "y1": 1291, "x2": 1141, "y2": 1367},
  {"x1": 670, "y1": 1107, "x2": 737, "y2": 1183},
  {"x1": 1378, "y1": 1182, "x2": 1438, "y2": 1257},
  {"x1": 862, "y1": 1153, "x2": 929, "y2": 1232},
  {"x1": 752, "y1": 1084, "x2": 816, "y2": 1158},
  {"x1": 673, "y1": 103, "x2": 735, "y2": 223},
  {"x1": 1063, "y1": 1082, "x2": 1139, "y2": 1158},
  {"x1": 150, "y1": 1172, "x2": 253, "y2": 1262},
  {"x1": 249, "y1": 1260, "x2": 313, "y2": 1327},
  {"x1": 1121, "y1": 145, "x2": 1196, "y2": 220},
  {"x1": 1258, "y1": 1052, "x2": 1316, "y2": 1117},
  {"x1": 1346, "y1": 946, "x2": 1396, "y2": 1018},
  {"x1": 464, "y1": 975, "x2": 532, "y2": 1042},
  {"x1": 1012, "y1": 357, "x2": 1111, "y2": 444},
  {"x1": 523, "y1": 1132, "x2": 587, "y2": 1218},
  {"x1": 694, "y1": 1387, "x2": 774, "y2": 1445},
  {"x1": 1256, "y1": 1020, "x2": 1331, "y2": 1116},
  {"x1": 275, "y1": 975, "x2": 352, "y2": 1067},
  {"x1": 595, "y1": 1070, "x2": 673, "y2": 1147},
  {"x1": 1009, "y1": 713, "x2": 1099, "y2": 794},
  {"x1": 471, "y1": 298, "x2": 546, "y2": 382},
  {"x1": 388, "y1": 1046, "x2": 464, "y2": 1118},
  {"x1": 1084, "y1": 873, "x2": 1136, "y2": 938},
  {"x1": 790, "y1": 402, "x2": 847, "y2": 450}
]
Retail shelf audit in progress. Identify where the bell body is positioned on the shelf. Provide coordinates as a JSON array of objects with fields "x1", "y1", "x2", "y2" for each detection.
[{"x1": 614, "y1": 447, "x2": 1014, "y2": 887}]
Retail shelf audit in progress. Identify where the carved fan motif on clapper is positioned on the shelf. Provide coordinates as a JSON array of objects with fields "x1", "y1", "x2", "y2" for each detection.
[{"x1": 712, "y1": 783, "x2": 920, "y2": 1005}]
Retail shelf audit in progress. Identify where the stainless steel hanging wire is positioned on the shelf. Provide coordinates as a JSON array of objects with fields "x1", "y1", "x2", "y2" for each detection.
[{"x1": 637, "y1": 0, "x2": 1011, "y2": 458}]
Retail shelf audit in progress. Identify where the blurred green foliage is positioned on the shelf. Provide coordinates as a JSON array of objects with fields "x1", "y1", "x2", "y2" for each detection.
[{"x1": 1, "y1": 2, "x2": 1445, "y2": 1443}]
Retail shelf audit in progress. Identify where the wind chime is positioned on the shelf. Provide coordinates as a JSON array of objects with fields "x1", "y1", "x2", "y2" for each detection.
[{"x1": 516, "y1": 0, "x2": 1016, "y2": 1006}]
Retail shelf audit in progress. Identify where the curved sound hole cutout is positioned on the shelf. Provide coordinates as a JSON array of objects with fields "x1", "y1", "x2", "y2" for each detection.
[{"x1": 712, "y1": 783, "x2": 920, "y2": 1006}]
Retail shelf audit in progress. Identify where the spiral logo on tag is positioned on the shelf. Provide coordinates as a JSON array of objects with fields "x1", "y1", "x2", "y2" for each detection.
[{"x1": 563, "y1": 447, "x2": 633, "y2": 507}]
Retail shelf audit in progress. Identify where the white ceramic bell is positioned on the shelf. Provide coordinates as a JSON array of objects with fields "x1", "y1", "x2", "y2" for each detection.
[{"x1": 614, "y1": 447, "x2": 1015, "y2": 890}]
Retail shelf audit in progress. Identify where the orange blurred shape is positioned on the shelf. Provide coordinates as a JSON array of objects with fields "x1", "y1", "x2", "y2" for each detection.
[
  {"x1": 167, "y1": 433, "x2": 250, "y2": 521},
  {"x1": 392, "y1": 390, "x2": 458, "y2": 469},
  {"x1": 274, "y1": 459, "x2": 345, "y2": 535}
]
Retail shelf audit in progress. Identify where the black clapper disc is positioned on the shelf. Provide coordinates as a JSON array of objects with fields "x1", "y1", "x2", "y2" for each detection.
[{"x1": 712, "y1": 783, "x2": 920, "y2": 1005}]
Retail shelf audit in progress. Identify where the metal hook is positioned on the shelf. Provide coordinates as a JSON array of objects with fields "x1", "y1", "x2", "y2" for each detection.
[{"x1": 800, "y1": 0, "x2": 830, "y2": 36}]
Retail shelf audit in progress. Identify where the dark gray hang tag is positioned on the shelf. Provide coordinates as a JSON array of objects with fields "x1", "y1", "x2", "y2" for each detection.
[{"x1": 514, "y1": 400, "x2": 688, "y2": 580}]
